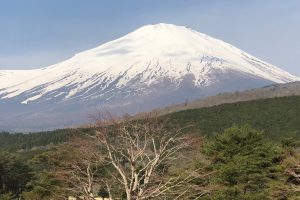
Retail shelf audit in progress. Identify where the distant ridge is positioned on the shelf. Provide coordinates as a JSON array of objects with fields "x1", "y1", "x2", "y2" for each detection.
[{"x1": 150, "y1": 81, "x2": 300, "y2": 116}]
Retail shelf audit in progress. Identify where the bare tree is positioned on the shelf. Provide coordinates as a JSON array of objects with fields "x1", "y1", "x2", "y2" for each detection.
[
  {"x1": 95, "y1": 118, "x2": 192, "y2": 200},
  {"x1": 55, "y1": 113, "x2": 211, "y2": 199}
]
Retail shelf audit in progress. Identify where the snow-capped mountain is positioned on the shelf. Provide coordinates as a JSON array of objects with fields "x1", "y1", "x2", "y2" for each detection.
[{"x1": 0, "y1": 23, "x2": 299, "y2": 131}]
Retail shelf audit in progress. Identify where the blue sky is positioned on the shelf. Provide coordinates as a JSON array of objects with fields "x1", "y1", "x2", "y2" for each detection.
[{"x1": 0, "y1": 0, "x2": 299, "y2": 76}]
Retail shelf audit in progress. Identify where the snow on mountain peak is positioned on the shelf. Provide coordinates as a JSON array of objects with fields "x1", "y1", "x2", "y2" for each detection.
[
  {"x1": 64, "y1": 23, "x2": 299, "y2": 83},
  {"x1": 0, "y1": 23, "x2": 299, "y2": 104}
]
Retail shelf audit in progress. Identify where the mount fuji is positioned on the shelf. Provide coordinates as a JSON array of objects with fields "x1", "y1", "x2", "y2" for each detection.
[{"x1": 0, "y1": 23, "x2": 299, "y2": 131}]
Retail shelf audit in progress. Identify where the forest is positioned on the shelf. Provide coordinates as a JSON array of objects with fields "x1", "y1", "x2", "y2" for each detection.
[{"x1": 0, "y1": 95, "x2": 300, "y2": 199}]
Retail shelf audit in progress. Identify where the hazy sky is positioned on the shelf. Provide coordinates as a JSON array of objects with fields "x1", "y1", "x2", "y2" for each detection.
[{"x1": 0, "y1": 0, "x2": 299, "y2": 76}]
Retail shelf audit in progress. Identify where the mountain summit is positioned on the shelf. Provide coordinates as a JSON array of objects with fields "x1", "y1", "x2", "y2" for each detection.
[{"x1": 0, "y1": 23, "x2": 299, "y2": 131}]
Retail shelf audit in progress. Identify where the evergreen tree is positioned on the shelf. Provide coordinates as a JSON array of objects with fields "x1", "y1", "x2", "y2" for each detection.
[
  {"x1": 0, "y1": 151, "x2": 32, "y2": 199},
  {"x1": 203, "y1": 126, "x2": 282, "y2": 200}
]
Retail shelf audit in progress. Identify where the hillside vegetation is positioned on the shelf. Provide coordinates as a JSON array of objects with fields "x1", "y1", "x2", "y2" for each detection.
[
  {"x1": 0, "y1": 95, "x2": 300, "y2": 199},
  {"x1": 167, "y1": 95, "x2": 300, "y2": 139},
  {"x1": 1, "y1": 95, "x2": 300, "y2": 152}
]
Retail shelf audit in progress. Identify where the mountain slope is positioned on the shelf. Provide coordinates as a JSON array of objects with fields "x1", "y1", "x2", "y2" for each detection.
[{"x1": 0, "y1": 23, "x2": 299, "y2": 131}]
